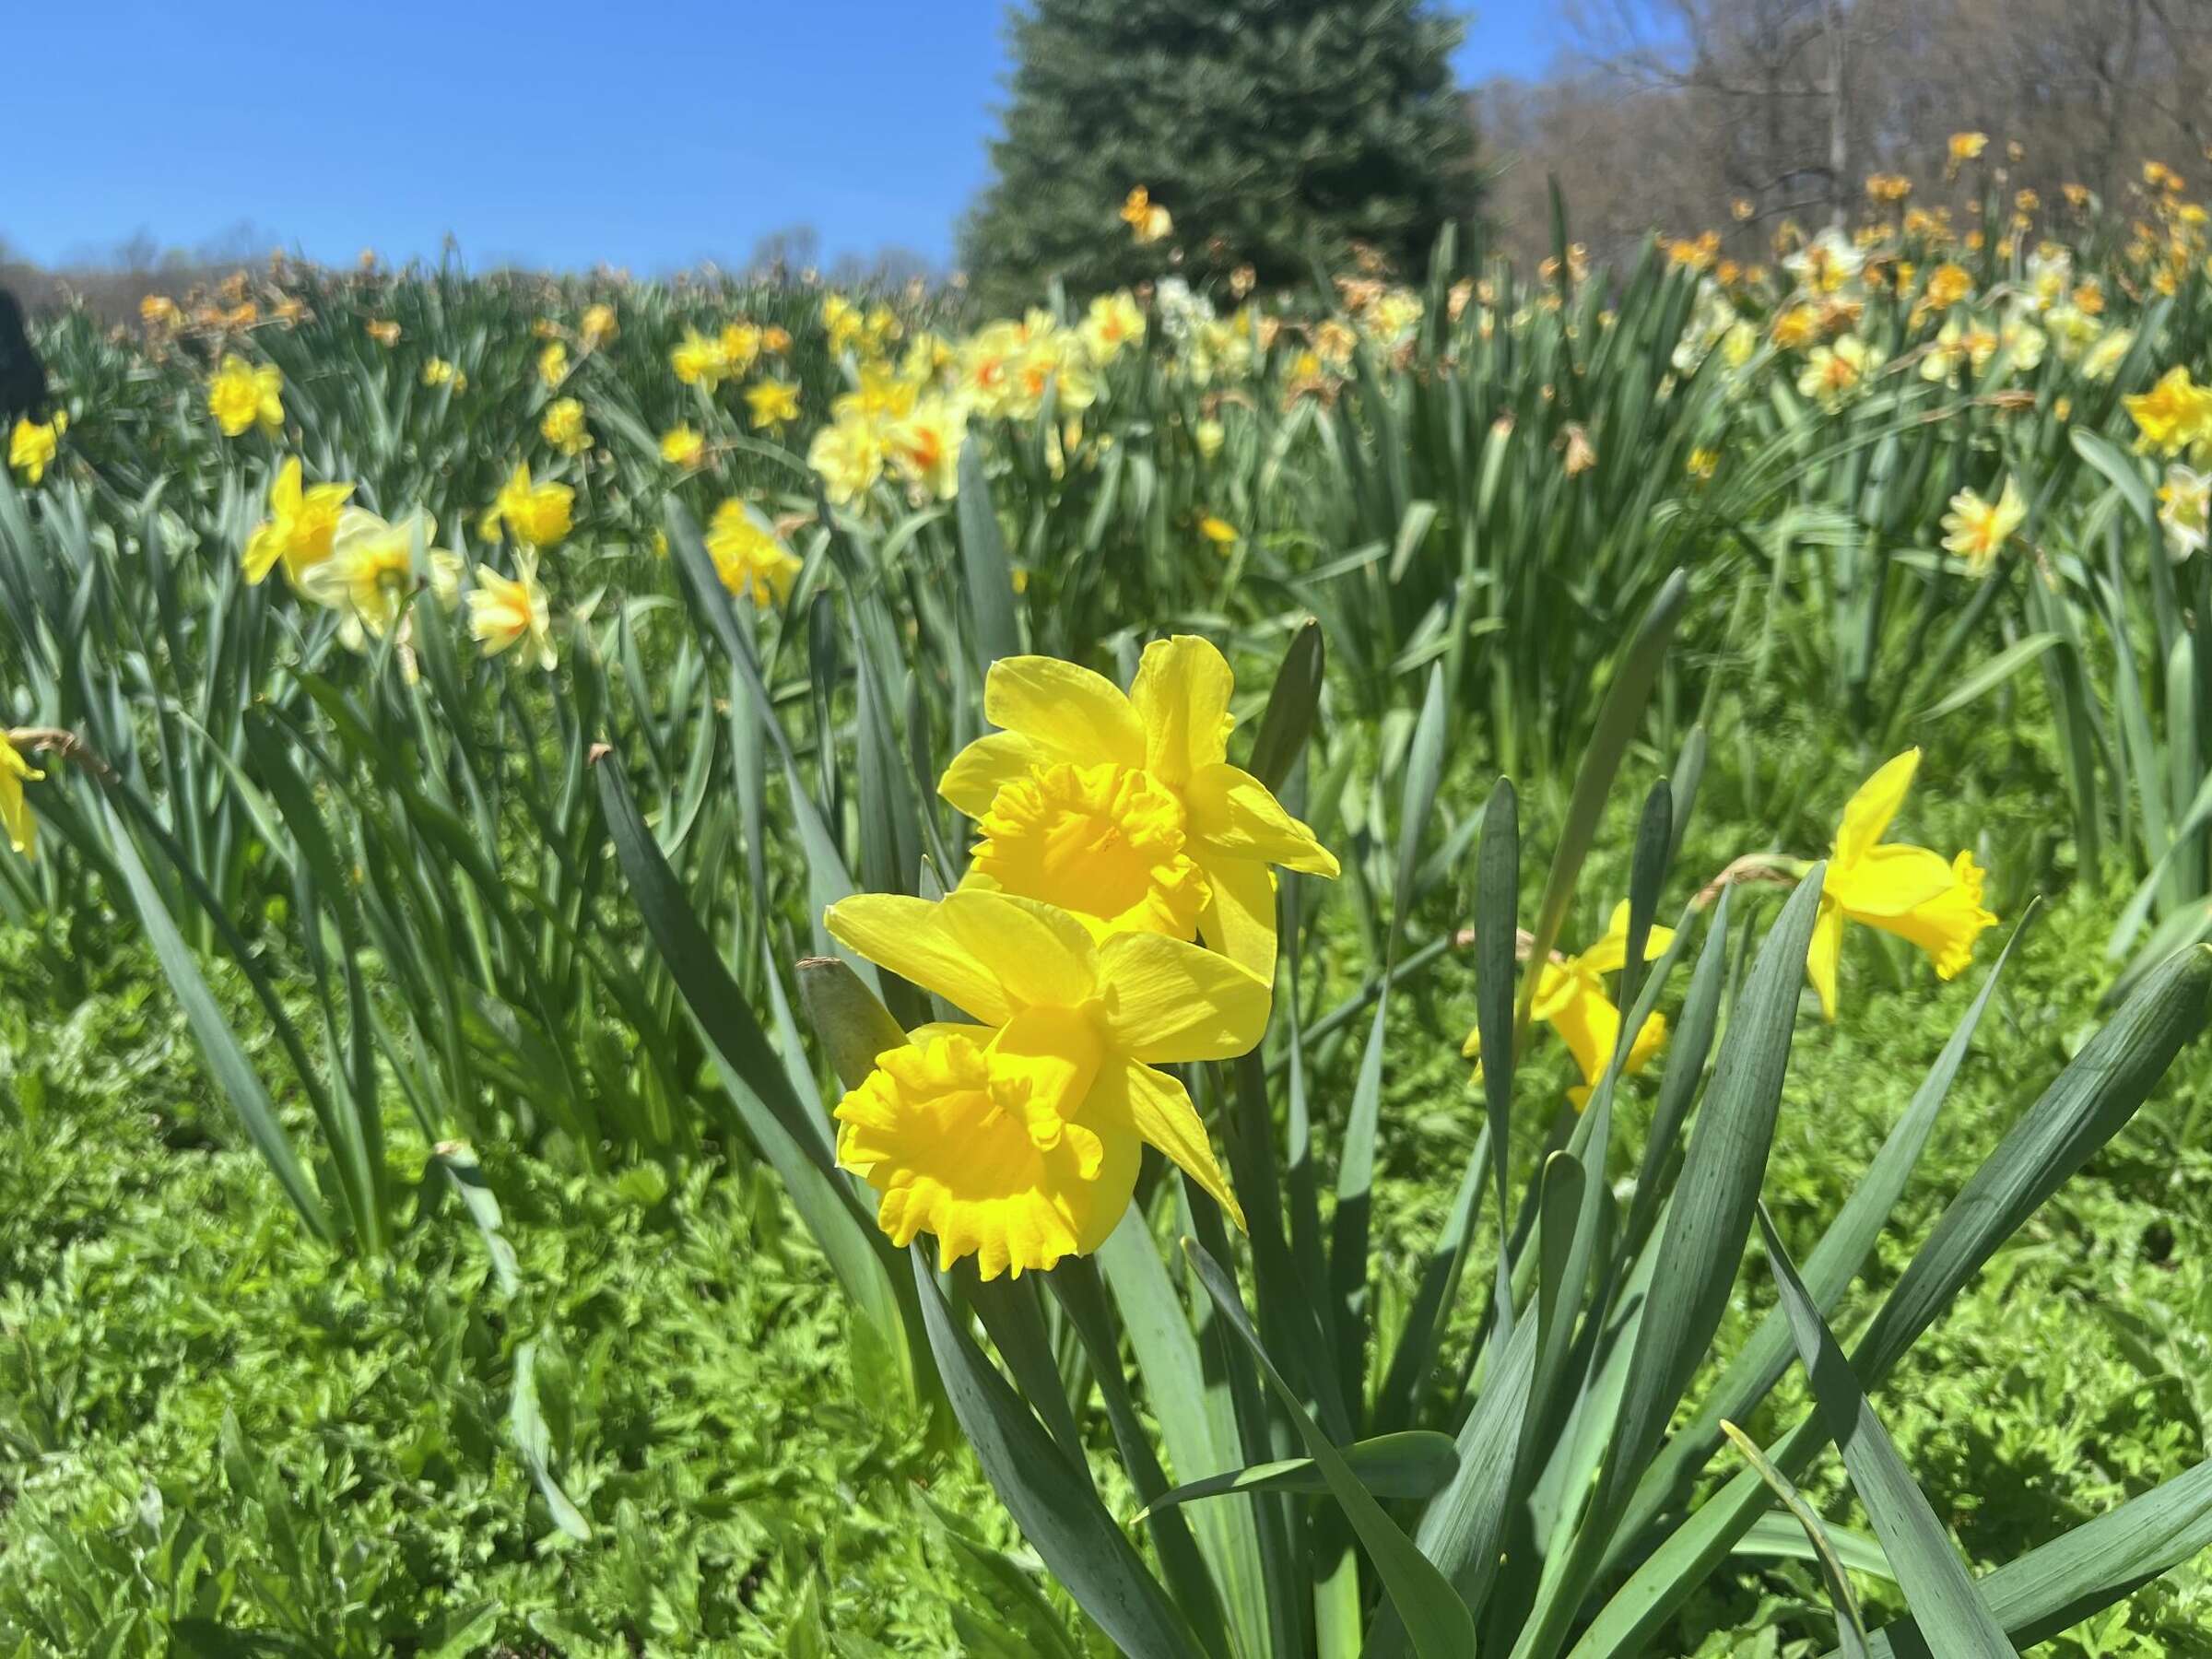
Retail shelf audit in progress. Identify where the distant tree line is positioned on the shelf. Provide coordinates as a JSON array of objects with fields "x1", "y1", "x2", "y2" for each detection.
[{"x1": 1477, "y1": 0, "x2": 2212, "y2": 267}]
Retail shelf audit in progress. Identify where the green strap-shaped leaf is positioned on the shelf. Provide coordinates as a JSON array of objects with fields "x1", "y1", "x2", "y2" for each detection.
[
  {"x1": 912, "y1": 1251, "x2": 1205, "y2": 1659},
  {"x1": 510, "y1": 1341, "x2": 591, "y2": 1542},
  {"x1": 1516, "y1": 568, "x2": 1688, "y2": 1041},
  {"x1": 1245, "y1": 618, "x2": 1324, "y2": 794},
  {"x1": 1567, "y1": 946, "x2": 2209, "y2": 1658},
  {"x1": 1721, "y1": 1421, "x2": 1873, "y2": 1658},
  {"x1": 1853, "y1": 1454, "x2": 2212, "y2": 1657},
  {"x1": 596, "y1": 755, "x2": 915, "y2": 1398},
  {"x1": 97, "y1": 796, "x2": 334, "y2": 1243},
  {"x1": 1595, "y1": 866, "x2": 1825, "y2": 1517},
  {"x1": 1133, "y1": 1431, "x2": 1461, "y2": 1524},
  {"x1": 1757, "y1": 1206, "x2": 2016, "y2": 1657},
  {"x1": 957, "y1": 443, "x2": 1022, "y2": 672},
  {"x1": 1618, "y1": 905, "x2": 2040, "y2": 1555},
  {"x1": 1184, "y1": 1240, "x2": 1477, "y2": 1659}
]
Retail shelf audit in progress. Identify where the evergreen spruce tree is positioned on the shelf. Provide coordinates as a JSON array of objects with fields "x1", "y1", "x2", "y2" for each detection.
[{"x1": 962, "y1": 0, "x2": 1478, "y2": 310}]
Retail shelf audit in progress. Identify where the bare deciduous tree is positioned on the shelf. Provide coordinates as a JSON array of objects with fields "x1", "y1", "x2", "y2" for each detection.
[{"x1": 1477, "y1": 0, "x2": 2212, "y2": 267}]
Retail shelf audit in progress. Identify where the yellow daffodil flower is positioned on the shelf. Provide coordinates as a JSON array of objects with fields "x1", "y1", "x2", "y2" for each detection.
[
  {"x1": 207, "y1": 356, "x2": 284, "y2": 438},
  {"x1": 1770, "y1": 304, "x2": 1819, "y2": 351},
  {"x1": 468, "y1": 554, "x2": 557, "y2": 670},
  {"x1": 1917, "y1": 262, "x2": 1972, "y2": 317},
  {"x1": 421, "y1": 357, "x2": 465, "y2": 391},
  {"x1": 827, "y1": 888, "x2": 1267, "y2": 1278},
  {"x1": 807, "y1": 414, "x2": 884, "y2": 507},
  {"x1": 242, "y1": 458, "x2": 355, "y2": 587},
  {"x1": 8, "y1": 412, "x2": 65, "y2": 485},
  {"x1": 580, "y1": 303, "x2": 618, "y2": 347},
  {"x1": 1120, "y1": 186, "x2": 1172, "y2": 244},
  {"x1": 745, "y1": 377, "x2": 801, "y2": 431},
  {"x1": 1198, "y1": 514, "x2": 1239, "y2": 548},
  {"x1": 833, "y1": 363, "x2": 916, "y2": 428},
  {"x1": 660, "y1": 425, "x2": 706, "y2": 468},
  {"x1": 1797, "y1": 335, "x2": 1882, "y2": 410},
  {"x1": 941, "y1": 638, "x2": 1339, "y2": 976},
  {"x1": 1463, "y1": 902, "x2": 1675, "y2": 1107},
  {"x1": 1940, "y1": 477, "x2": 2027, "y2": 576},
  {"x1": 704, "y1": 500, "x2": 801, "y2": 608},
  {"x1": 365, "y1": 319, "x2": 401, "y2": 347},
  {"x1": 540, "y1": 396, "x2": 590, "y2": 457},
  {"x1": 537, "y1": 342, "x2": 569, "y2": 385},
  {"x1": 297, "y1": 508, "x2": 461, "y2": 645},
  {"x1": 1808, "y1": 749, "x2": 1997, "y2": 1021},
  {"x1": 479, "y1": 463, "x2": 573, "y2": 549},
  {"x1": 823, "y1": 294, "x2": 864, "y2": 355},
  {"x1": 719, "y1": 323, "x2": 764, "y2": 374},
  {"x1": 1081, "y1": 291, "x2": 1146, "y2": 365},
  {"x1": 1, "y1": 733, "x2": 42, "y2": 858},
  {"x1": 1194, "y1": 418, "x2": 1225, "y2": 460},
  {"x1": 884, "y1": 394, "x2": 966, "y2": 500},
  {"x1": 1947, "y1": 131, "x2": 1987, "y2": 169},
  {"x1": 672, "y1": 328, "x2": 730, "y2": 389},
  {"x1": 2125, "y1": 366, "x2": 2212, "y2": 457}
]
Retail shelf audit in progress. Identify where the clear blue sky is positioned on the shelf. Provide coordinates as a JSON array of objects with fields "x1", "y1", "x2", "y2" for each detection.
[{"x1": 8, "y1": 2, "x2": 1570, "y2": 275}]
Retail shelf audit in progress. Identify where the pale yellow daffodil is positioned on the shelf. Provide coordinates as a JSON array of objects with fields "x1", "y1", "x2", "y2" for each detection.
[
  {"x1": 1940, "y1": 477, "x2": 2027, "y2": 577},
  {"x1": 467, "y1": 554, "x2": 557, "y2": 670},
  {"x1": 296, "y1": 507, "x2": 463, "y2": 663},
  {"x1": 827, "y1": 888, "x2": 1266, "y2": 1279}
]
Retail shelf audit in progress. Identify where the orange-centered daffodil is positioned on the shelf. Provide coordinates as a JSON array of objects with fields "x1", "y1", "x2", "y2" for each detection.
[
  {"x1": 939, "y1": 638, "x2": 1338, "y2": 976},
  {"x1": 826, "y1": 888, "x2": 1268, "y2": 1279}
]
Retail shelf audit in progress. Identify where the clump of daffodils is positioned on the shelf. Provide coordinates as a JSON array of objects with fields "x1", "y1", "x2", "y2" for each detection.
[{"x1": 827, "y1": 638, "x2": 1338, "y2": 1278}]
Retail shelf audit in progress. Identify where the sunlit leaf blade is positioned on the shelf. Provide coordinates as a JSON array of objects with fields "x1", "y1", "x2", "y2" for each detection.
[{"x1": 1757, "y1": 1206, "x2": 2016, "y2": 1657}]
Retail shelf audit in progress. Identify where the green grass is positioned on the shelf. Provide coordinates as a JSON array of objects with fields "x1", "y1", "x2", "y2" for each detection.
[{"x1": 0, "y1": 931, "x2": 1022, "y2": 1656}]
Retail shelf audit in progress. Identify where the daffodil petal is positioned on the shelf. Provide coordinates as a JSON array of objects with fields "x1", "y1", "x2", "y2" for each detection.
[
  {"x1": 825, "y1": 891, "x2": 1099, "y2": 1024},
  {"x1": 1100, "y1": 1059, "x2": 1246, "y2": 1230},
  {"x1": 939, "y1": 889, "x2": 1100, "y2": 1010},
  {"x1": 1542, "y1": 972, "x2": 1623, "y2": 1087},
  {"x1": 1185, "y1": 762, "x2": 1340, "y2": 876},
  {"x1": 1195, "y1": 853, "x2": 1278, "y2": 980},
  {"x1": 1853, "y1": 850, "x2": 1996, "y2": 982},
  {"x1": 1807, "y1": 896, "x2": 1844, "y2": 1022},
  {"x1": 1578, "y1": 912, "x2": 1677, "y2": 975},
  {"x1": 1129, "y1": 635, "x2": 1234, "y2": 786},
  {"x1": 1096, "y1": 930, "x2": 1271, "y2": 1062},
  {"x1": 1834, "y1": 749, "x2": 1921, "y2": 867},
  {"x1": 1527, "y1": 959, "x2": 1579, "y2": 1022},
  {"x1": 1828, "y1": 841, "x2": 1959, "y2": 919},
  {"x1": 938, "y1": 730, "x2": 1055, "y2": 817},
  {"x1": 982, "y1": 655, "x2": 1145, "y2": 769}
]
